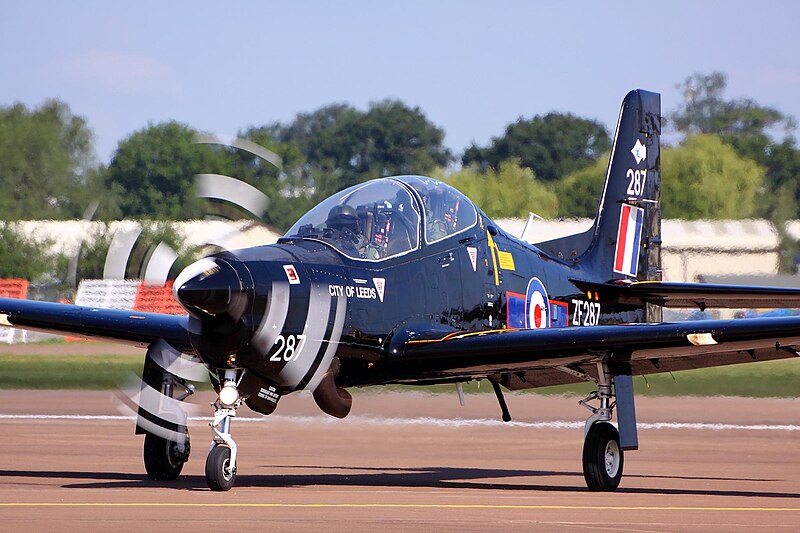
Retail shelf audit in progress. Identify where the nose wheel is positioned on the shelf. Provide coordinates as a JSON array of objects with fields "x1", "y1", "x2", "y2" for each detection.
[
  {"x1": 206, "y1": 444, "x2": 236, "y2": 491},
  {"x1": 205, "y1": 369, "x2": 241, "y2": 491}
]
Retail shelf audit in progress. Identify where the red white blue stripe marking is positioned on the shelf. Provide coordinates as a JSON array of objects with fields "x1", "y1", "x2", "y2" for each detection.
[{"x1": 614, "y1": 204, "x2": 644, "y2": 277}]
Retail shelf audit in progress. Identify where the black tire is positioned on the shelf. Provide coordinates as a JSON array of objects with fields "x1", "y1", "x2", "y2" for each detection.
[
  {"x1": 143, "y1": 432, "x2": 190, "y2": 481},
  {"x1": 582, "y1": 422, "x2": 624, "y2": 491},
  {"x1": 205, "y1": 445, "x2": 236, "y2": 491}
]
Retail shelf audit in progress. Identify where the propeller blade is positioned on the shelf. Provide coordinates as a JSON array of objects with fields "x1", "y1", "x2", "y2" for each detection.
[{"x1": 147, "y1": 338, "x2": 209, "y2": 383}]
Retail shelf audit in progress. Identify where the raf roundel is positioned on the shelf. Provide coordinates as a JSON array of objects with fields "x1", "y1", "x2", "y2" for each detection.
[{"x1": 525, "y1": 277, "x2": 549, "y2": 329}]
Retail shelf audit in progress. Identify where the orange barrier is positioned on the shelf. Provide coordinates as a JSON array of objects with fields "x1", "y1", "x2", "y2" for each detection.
[
  {"x1": 133, "y1": 281, "x2": 186, "y2": 315},
  {"x1": 0, "y1": 279, "x2": 29, "y2": 343},
  {"x1": 0, "y1": 278, "x2": 29, "y2": 300}
]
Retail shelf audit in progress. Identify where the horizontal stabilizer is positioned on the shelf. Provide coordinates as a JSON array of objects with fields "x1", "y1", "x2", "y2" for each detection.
[{"x1": 571, "y1": 279, "x2": 800, "y2": 310}]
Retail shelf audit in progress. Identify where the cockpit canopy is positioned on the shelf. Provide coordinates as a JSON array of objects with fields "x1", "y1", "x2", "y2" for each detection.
[{"x1": 284, "y1": 176, "x2": 478, "y2": 261}]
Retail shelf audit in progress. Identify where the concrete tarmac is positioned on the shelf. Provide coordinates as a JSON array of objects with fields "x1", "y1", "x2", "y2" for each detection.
[{"x1": 1, "y1": 390, "x2": 799, "y2": 532}]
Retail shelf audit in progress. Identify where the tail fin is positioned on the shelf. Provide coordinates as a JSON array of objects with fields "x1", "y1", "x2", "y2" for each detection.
[{"x1": 538, "y1": 89, "x2": 661, "y2": 283}]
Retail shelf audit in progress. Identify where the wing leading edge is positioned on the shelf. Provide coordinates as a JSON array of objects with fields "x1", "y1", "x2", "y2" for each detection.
[
  {"x1": 0, "y1": 297, "x2": 192, "y2": 352},
  {"x1": 395, "y1": 316, "x2": 800, "y2": 389}
]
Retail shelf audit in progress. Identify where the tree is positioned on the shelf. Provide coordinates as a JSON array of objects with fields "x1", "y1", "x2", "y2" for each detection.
[
  {"x1": 0, "y1": 100, "x2": 97, "y2": 219},
  {"x1": 672, "y1": 72, "x2": 793, "y2": 140},
  {"x1": 462, "y1": 113, "x2": 610, "y2": 182},
  {"x1": 237, "y1": 126, "x2": 319, "y2": 231},
  {"x1": 265, "y1": 100, "x2": 452, "y2": 195},
  {"x1": 74, "y1": 222, "x2": 197, "y2": 284},
  {"x1": 759, "y1": 139, "x2": 800, "y2": 220},
  {"x1": 442, "y1": 160, "x2": 558, "y2": 219},
  {"x1": 554, "y1": 157, "x2": 608, "y2": 218},
  {"x1": 362, "y1": 100, "x2": 452, "y2": 176},
  {"x1": 550, "y1": 135, "x2": 766, "y2": 221},
  {"x1": 0, "y1": 224, "x2": 63, "y2": 281},
  {"x1": 661, "y1": 135, "x2": 765, "y2": 219},
  {"x1": 102, "y1": 122, "x2": 231, "y2": 220},
  {"x1": 671, "y1": 72, "x2": 800, "y2": 219}
]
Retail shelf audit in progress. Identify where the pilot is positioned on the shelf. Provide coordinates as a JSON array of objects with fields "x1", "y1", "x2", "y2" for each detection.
[
  {"x1": 326, "y1": 204, "x2": 360, "y2": 235},
  {"x1": 413, "y1": 184, "x2": 449, "y2": 242},
  {"x1": 326, "y1": 204, "x2": 380, "y2": 259}
]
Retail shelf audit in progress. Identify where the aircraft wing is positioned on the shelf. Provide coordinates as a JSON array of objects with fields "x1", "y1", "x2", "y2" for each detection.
[
  {"x1": 0, "y1": 298, "x2": 192, "y2": 352},
  {"x1": 397, "y1": 316, "x2": 800, "y2": 389},
  {"x1": 572, "y1": 279, "x2": 800, "y2": 309}
]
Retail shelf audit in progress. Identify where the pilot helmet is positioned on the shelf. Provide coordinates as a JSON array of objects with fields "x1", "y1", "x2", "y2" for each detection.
[{"x1": 326, "y1": 204, "x2": 359, "y2": 233}]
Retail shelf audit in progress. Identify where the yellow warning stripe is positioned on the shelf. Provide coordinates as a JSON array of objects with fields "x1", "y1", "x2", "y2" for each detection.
[{"x1": 486, "y1": 230, "x2": 500, "y2": 286}]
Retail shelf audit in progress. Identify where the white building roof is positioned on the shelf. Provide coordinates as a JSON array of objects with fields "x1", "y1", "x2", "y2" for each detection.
[
  {"x1": 7, "y1": 220, "x2": 282, "y2": 257},
  {"x1": 495, "y1": 217, "x2": 779, "y2": 251}
]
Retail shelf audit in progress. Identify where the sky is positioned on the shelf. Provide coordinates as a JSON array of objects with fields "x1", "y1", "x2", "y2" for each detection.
[{"x1": 2, "y1": 1, "x2": 800, "y2": 164}]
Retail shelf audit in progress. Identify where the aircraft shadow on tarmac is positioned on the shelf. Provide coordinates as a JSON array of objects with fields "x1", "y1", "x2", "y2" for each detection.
[{"x1": 1, "y1": 466, "x2": 797, "y2": 499}]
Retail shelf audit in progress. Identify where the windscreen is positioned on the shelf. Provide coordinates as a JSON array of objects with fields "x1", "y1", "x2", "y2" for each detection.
[{"x1": 285, "y1": 179, "x2": 420, "y2": 260}]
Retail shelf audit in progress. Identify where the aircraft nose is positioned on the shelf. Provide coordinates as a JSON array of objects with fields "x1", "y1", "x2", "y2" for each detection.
[{"x1": 174, "y1": 258, "x2": 244, "y2": 317}]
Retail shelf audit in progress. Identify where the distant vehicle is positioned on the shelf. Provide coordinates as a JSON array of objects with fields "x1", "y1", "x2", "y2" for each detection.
[{"x1": 4, "y1": 90, "x2": 800, "y2": 492}]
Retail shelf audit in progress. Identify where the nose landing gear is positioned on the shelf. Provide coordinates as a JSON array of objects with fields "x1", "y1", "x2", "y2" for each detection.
[{"x1": 205, "y1": 369, "x2": 242, "y2": 491}]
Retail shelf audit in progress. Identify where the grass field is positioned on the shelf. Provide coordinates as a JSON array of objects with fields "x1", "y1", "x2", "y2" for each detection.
[
  {"x1": 1, "y1": 348, "x2": 799, "y2": 397},
  {"x1": 0, "y1": 353, "x2": 146, "y2": 390}
]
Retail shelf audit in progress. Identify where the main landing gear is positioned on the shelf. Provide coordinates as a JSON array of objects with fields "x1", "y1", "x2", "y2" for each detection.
[
  {"x1": 144, "y1": 432, "x2": 190, "y2": 480},
  {"x1": 578, "y1": 362, "x2": 635, "y2": 491},
  {"x1": 141, "y1": 372, "x2": 193, "y2": 481},
  {"x1": 205, "y1": 369, "x2": 242, "y2": 491}
]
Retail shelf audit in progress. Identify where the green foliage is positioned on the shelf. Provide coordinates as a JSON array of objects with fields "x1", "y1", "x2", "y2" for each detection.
[
  {"x1": 0, "y1": 224, "x2": 63, "y2": 281},
  {"x1": 74, "y1": 224, "x2": 112, "y2": 282},
  {"x1": 442, "y1": 160, "x2": 558, "y2": 219},
  {"x1": 0, "y1": 100, "x2": 97, "y2": 219},
  {"x1": 265, "y1": 100, "x2": 452, "y2": 195},
  {"x1": 74, "y1": 222, "x2": 198, "y2": 283},
  {"x1": 661, "y1": 134, "x2": 765, "y2": 219},
  {"x1": 672, "y1": 72, "x2": 793, "y2": 138},
  {"x1": 755, "y1": 139, "x2": 800, "y2": 221},
  {"x1": 3, "y1": 78, "x2": 797, "y2": 235},
  {"x1": 364, "y1": 100, "x2": 452, "y2": 176},
  {"x1": 237, "y1": 127, "x2": 318, "y2": 231},
  {"x1": 671, "y1": 72, "x2": 800, "y2": 221},
  {"x1": 136, "y1": 222, "x2": 200, "y2": 280},
  {"x1": 462, "y1": 112, "x2": 610, "y2": 182},
  {"x1": 102, "y1": 121, "x2": 229, "y2": 220},
  {"x1": 553, "y1": 157, "x2": 607, "y2": 218}
]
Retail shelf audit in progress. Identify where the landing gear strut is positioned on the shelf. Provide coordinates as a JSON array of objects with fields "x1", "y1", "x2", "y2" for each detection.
[
  {"x1": 579, "y1": 362, "x2": 623, "y2": 491},
  {"x1": 140, "y1": 369, "x2": 193, "y2": 481},
  {"x1": 205, "y1": 369, "x2": 241, "y2": 491}
]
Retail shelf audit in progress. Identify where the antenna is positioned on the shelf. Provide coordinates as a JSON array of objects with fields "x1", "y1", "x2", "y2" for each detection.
[{"x1": 520, "y1": 211, "x2": 544, "y2": 240}]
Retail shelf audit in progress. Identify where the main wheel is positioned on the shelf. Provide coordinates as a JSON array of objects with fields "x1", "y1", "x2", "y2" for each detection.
[
  {"x1": 143, "y1": 432, "x2": 190, "y2": 481},
  {"x1": 205, "y1": 444, "x2": 236, "y2": 491},
  {"x1": 582, "y1": 422, "x2": 624, "y2": 491}
]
